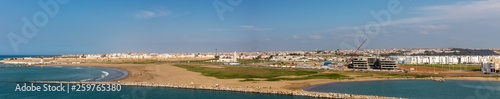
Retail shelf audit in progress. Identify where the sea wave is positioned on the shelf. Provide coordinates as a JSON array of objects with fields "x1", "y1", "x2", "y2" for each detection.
[
  {"x1": 96, "y1": 71, "x2": 109, "y2": 81},
  {"x1": 80, "y1": 71, "x2": 109, "y2": 81}
]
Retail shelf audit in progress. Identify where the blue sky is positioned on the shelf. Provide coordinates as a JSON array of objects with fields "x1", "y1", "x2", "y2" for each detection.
[{"x1": 1, "y1": 0, "x2": 500, "y2": 55}]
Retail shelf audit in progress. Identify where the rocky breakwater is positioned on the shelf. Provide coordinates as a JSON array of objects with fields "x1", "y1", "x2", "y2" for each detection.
[{"x1": 32, "y1": 81, "x2": 404, "y2": 99}]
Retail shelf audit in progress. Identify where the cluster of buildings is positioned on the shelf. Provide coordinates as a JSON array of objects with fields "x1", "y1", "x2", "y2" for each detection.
[
  {"x1": 389, "y1": 55, "x2": 500, "y2": 73},
  {"x1": 389, "y1": 56, "x2": 500, "y2": 64},
  {"x1": 62, "y1": 53, "x2": 215, "y2": 59},
  {"x1": 327, "y1": 48, "x2": 500, "y2": 56},
  {"x1": 368, "y1": 48, "x2": 459, "y2": 55},
  {"x1": 5, "y1": 48, "x2": 499, "y2": 71},
  {"x1": 55, "y1": 48, "x2": 499, "y2": 62}
]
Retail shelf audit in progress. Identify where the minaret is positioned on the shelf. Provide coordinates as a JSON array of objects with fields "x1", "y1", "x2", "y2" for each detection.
[{"x1": 233, "y1": 51, "x2": 238, "y2": 62}]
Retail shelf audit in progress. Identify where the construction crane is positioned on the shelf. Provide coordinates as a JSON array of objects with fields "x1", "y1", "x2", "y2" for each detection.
[{"x1": 343, "y1": 39, "x2": 368, "y2": 68}]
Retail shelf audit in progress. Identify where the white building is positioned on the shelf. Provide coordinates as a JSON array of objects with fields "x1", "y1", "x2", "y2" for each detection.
[{"x1": 392, "y1": 56, "x2": 500, "y2": 64}]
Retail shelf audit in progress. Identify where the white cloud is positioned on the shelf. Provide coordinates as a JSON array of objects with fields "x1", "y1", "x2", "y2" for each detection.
[
  {"x1": 419, "y1": 31, "x2": 430, "y2": 35},
  {"x1": 390, "y1": 0, "x2": 500, "y2": 25},
  {"x1": 239, "y1": 25, "x2": 273, "y2": 31},
  {"x1": 135, "y1": 9, "x2": 171, "y2": 19},
  {"x1": 412, "y1": 24, "x2": 449, "y2": 35}
]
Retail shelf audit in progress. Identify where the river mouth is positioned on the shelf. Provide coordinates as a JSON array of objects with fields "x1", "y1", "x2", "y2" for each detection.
[{"x1": 305, "y1": 80, "x2": 500, "y2": 99}]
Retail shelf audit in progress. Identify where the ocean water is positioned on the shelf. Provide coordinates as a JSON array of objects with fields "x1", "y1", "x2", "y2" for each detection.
[
  {"x1": 306, "y1": 80, "x2": 500, "y2": 99},
  {"x1": 0, "y1": 55, "x2": 314, "y2": 99}
]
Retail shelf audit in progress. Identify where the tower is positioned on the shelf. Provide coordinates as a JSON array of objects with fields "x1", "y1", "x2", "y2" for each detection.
[{"x1": 233, "y1": 51, "x2": 238, "y2": 62}]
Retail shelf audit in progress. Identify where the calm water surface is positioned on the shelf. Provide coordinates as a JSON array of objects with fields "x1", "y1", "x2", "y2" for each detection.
[{"x1": 306, "y1": 80, "x2": 500, "y2": 99}]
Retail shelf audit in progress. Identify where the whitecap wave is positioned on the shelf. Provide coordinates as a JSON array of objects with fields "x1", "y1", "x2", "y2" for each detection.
[
  {"x1": 80, "y1": 71, "x2": 110, "y2": 81},
  {"x1": 96, "y1": 71, "x2": 109, "y2": 81},
  {"x1": 74, "y1": 67, "x2": 83, "y2": 69}
]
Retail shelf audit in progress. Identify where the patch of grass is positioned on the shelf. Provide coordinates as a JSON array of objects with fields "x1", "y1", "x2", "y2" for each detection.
[
  {"x1": 265, "y1": 78, "x2": 281, "y2": 81},
  {"x1": 174, "y1": 64, "x2": 351, "y2": 81},
  {"x1": 414, "y1": 75, "x2": 432, "y2": 78},
  {"x1": 174, "y1": 64, "x2": 317, "y2": 78},
  {"x1": 357, "y1": 74, "x2": 374, "y2": 78},
  {"x1": 238, "y1": 59, "x2": 271, "y2": 65}
]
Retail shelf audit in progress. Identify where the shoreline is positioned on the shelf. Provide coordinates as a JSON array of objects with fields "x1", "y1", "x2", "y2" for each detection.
[
  {"x1": 30, "y1": 63, "x2": 500, "y2": 98},
  {"x1": 94, "y1": 66, "x2": 129, "y2": 81}
]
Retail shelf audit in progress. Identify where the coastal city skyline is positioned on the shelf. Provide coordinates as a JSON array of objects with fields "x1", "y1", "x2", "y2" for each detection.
[
  {"x1": 2, "y1": 1, "x2": 500, "y2": 98},
  {"x1": 2, "y1": 0, "x2": 500, "y2": 55}
]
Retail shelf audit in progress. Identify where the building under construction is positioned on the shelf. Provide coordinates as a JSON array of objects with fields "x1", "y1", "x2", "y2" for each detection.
[{"x1": 348, "y1": 57, "x2": 398, "y2": 70}]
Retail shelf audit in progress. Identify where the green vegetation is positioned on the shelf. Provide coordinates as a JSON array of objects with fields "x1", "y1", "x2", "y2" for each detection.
[
  {"x1": 172, "y1": 64, "x2": 448, "y2": 81},
  {"x1": 238, "y1": 59, "x2": 272, "y2": 65},
  {"x1": 173, "y1": 64, "x2": 351, "y2": 81},
  {"x1": 240, "y1": 78, "x2": 258, "y2": 82},
  {"x1": 411, "y1": 64, "x2": 481, "y2": 71}
]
